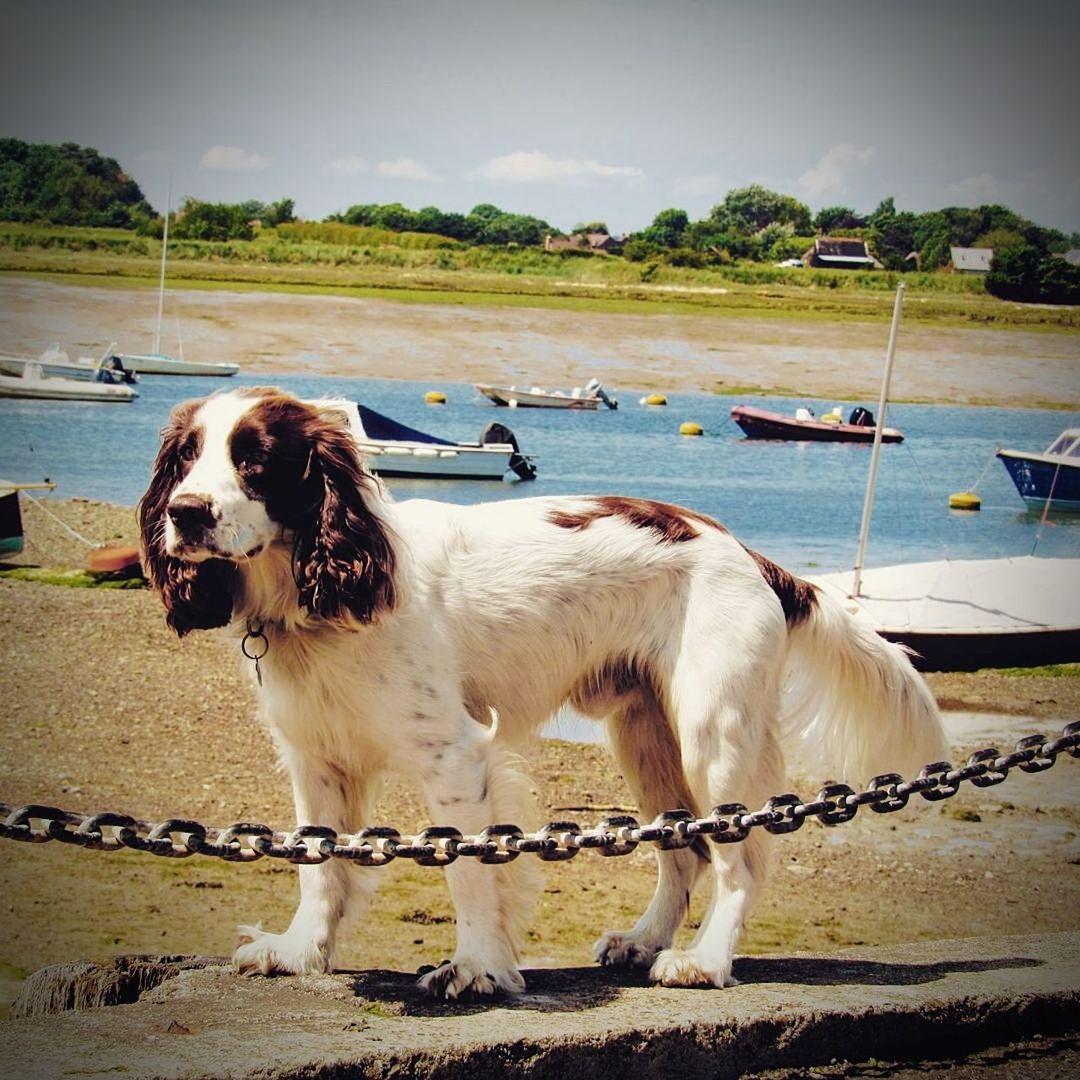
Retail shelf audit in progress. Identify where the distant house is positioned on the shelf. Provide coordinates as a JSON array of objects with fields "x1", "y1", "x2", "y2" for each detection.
[
  {"x1": 802, "y1": 236, "x2": 882, "y2": 270},
  {"x1": 950, "y1": 246, "x2": 994, "y2": 273},
  {"x1": 544, "y1": 232, "x2": 617, "y2": 253}
]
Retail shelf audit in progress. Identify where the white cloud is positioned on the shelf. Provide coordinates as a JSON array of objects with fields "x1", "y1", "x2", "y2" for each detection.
[
  {"x1": 376, "y1": 157, "x2": 440, "y2": 181},
  {"x1": 199, "y1": 145, "x2": 271, "y2": 172},
  {"x1": 797, "y1": 144, "x2": 875, "y2": 199},
  {"x1": 324, "y1": 155, "x2": 369, "y2": 177},
  {"x1": 474, "y1": 150, "x2": 644, "y2": 184}
]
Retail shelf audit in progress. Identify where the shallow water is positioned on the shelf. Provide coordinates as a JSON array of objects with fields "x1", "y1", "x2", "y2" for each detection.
[{"x1": 1, "y1": 371, "x2": 1078, "y2": 575}]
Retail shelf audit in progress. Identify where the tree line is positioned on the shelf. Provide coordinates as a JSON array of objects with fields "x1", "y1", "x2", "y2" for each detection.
[{"x1": 2, "y1": 139, "x2": 1078, "y2": 303}]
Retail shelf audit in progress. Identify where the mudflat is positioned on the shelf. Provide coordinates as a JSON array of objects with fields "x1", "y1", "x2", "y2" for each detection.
[{"x1": 1, "y1": 275, "x2": 1078, "y2": 406}]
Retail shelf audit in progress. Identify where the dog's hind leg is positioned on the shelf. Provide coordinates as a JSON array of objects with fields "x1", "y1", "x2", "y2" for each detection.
[
  {"x1": 593, "y1": 691, "x2": 709, "y2": 970},
  {"x1": 413, "y1": 713, "x2": 542, "y2": 999},
  {"x1": 649, "y1": 655, "x2": 785, "y2": 988}
]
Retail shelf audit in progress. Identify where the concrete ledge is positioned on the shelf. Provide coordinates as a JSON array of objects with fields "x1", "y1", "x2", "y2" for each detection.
[{"x1": 3, "y1": 932, "x2": 1079, "y2": 1079}]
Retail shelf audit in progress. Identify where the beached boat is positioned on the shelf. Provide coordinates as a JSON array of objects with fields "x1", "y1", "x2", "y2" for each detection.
[
  {"x1": 807, "y1": 556, "x2": 1080, "y2": 671},
  {"x1": 996, "y1": 428, "x2": 1080, "y2": 513},
  {"x1": 0, "y1": 359, "x2": 138, "y2": 402},
  {"x1": 118, "y1": 185, "x2": 238, "y2": 377},
  {"x1": 475, "y1": 377, "x2": 618, "y2": 410},
  {"x1": 730, "y1": 403, "x2": 903, "y2": 443},
  {"x1": 810, "y1": 284, "x2": 1080, "y2": 671},
  {"x1": 0, "y1": 480, "x2": 55, "y2": 555},
  {"x1": 323, "y1": 399, "x2": 537, "y2": 481}
]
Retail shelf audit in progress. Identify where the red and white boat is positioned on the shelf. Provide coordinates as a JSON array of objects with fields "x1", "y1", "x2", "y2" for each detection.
[{"x1": 730, "y1": 403, "x2": 904, "y2": 443}]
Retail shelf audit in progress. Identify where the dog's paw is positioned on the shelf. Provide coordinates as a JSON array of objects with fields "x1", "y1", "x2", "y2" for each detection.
[
  {"x1": 232, "y1": 924, "x2": 331, "y2": 976},
  {"x1": 417, "y1": 958, "x2": 525, "y2": 1000},
  {"x1": 593, "y1": 930, "x2": 661, "y2": 969},
  {"x1": 649, "y1": 947, "x2": 736, "y2": 988}
]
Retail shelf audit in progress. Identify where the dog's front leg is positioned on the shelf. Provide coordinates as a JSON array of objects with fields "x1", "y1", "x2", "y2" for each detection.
[
  {"x1": 410, "y1": 718, "x2": 540, "y2": 999},
  {"x1": 233, "y1": 752, "x2": 379, "y2": 976}
]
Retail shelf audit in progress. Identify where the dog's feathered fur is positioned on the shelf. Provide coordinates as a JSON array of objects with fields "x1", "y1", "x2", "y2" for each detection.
[{"x1": 139, "y1": 387, "x2": 947, "y2": 997}]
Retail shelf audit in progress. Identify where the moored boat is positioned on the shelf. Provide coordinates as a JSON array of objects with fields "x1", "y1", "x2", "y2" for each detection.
[
  {"x1": 731, "y1": 403, "x2": 903, "y2": 443},
  {"x1": 321, "y1": 399, "x2": 536, "y2": 481},
  {"x1": 119, "y1": 182, "x2": 238, "y2": 377},
  {"x1": 0, "y1": 361, "x2": 138, "y2": 402},
  {"x1": 118, "y1": 351, "x2": 240, "y2": 377},
  {"x1": 0, "y1": 343, "x2": 138, "y2": 385},
  {"x1": 996, "y1": 428, "x2": 1080, "y2": 513},
  {"x1": 476, "y1": 377, "x2": 618, "y2": 410}
]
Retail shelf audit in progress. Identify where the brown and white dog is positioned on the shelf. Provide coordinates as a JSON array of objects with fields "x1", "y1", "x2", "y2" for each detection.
[{"x1": 139, "y1": 387, "x2": 947, "y2": 998}]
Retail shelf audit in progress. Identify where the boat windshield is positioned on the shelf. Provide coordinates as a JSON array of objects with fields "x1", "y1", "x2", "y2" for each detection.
[{"x1": 1045, "y1": 431, "x2": 1080, "y2": 457}]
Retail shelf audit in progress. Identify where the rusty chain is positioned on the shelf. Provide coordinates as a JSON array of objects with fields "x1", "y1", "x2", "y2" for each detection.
[{"x1": 1, "y1": 721, "x2": 1076, "y2": 868}]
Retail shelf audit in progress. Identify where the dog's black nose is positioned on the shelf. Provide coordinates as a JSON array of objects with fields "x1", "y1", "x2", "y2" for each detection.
[{"x1": 167, "y1": 494, "x2": 216, "y2": 536}]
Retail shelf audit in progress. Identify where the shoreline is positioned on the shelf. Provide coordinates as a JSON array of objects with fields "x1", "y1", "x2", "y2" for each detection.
[{"x1": 1, "y1": 275, "x2": 1078, "y2": 407}]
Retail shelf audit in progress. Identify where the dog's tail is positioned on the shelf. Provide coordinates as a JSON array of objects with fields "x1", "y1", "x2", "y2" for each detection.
[{"x1": 778, "y1": 578, "x2": 949, "y2": 785}]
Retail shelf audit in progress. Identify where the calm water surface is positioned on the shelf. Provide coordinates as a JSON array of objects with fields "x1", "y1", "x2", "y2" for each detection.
[{"x1": 1, "y1": 372, "x2": 1078, "y2": 574}]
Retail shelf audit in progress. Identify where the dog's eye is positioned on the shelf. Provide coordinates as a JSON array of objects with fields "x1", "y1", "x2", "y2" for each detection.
[
  {"x1": 237, "y1": 450, "x2": 268, "y2": 475},
  {"x1": 178, "y1": 439, "x2": 199, "y2": 462}
]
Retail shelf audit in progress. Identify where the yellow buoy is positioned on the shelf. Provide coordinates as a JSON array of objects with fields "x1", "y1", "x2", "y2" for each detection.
[
  {"x1": 949, "y1": 491, "x2": 981, "y2": 511},
  {"x1": 642, "y1": 393, "x2": 668, "y2": 406},
  {"x1": 679, "y1": 421, "x2": 704, "y2": 437},
  {"x1": 424, "y1": 390, "x2": 447, "y2": 404}
]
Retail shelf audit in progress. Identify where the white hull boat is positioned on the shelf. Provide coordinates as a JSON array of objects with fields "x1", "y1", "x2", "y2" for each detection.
[
  {"x1": 121, "y1": 184, "x2": 238, "y2": 377},
  {"x1": 0, "y1": 343, "x2": 138, "y2": 385},
  {"x1": 322, "y1": 399, "x2": 536, "y2": 481},
  {"x1": 476, "y1": 377, "x2": 618, "y2": 410},
  {"x1": 808, "y1": 284, "x2": 1080, "y2": 672},
  {"x1": 118, "y1": 351, "x2": 240, "y2": 377},
  {"x1": 807, "y1": 556, "x2": 1080, "y2": 671},
  {"x1": 0, "y1": 363, "x2": 137, "y2": 402}
]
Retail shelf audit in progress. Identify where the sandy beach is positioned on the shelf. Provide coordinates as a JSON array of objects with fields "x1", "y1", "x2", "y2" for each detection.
[{"x1": 1, "y1": 276, "x2": 1078, "y2": 406}]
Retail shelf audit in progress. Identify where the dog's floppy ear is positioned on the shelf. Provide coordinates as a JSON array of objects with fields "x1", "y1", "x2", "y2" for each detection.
[
  {"x1": 138, "y1": 401, "x2": 239, "y2": 636},
  {"x1": 291, "y1": 408, "x2": 397, "y2": 626}
]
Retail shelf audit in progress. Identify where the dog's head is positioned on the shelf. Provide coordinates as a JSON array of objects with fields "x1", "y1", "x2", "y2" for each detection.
[{"x1": 138, "y1": 388, "x2": 397, "y2": 635}]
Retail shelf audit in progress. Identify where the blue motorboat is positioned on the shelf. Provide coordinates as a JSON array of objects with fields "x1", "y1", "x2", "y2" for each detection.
[{"x1": 997, "y1": 428, "x2": 1080, "y2": 512}]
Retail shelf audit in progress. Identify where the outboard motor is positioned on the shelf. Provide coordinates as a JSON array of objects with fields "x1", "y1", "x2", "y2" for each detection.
[
  {"x1": 585, "y1": 377, "x2": 619, "y2": 410},
  {"x1": 481, "y1": 421, "x2": 537, "y2": 481},
  {"x1": 848, "y1": 406, "x2": 874, "y2": 427},
  {"x1": 105, "y1": 355, "x2": 139, "y2": 385}
]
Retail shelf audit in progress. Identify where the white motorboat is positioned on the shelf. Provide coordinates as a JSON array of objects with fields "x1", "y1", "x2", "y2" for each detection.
[
  {"x1": 0, "y1": 367, "x2": 137, "y2": 402},
  {"x1": 475, "y1": 377, "x2": 618, "y2": 410},
  {"x1": 0, "y1": 343, "x2": 138, "y2": 385},
  {"x1": 0, "y1": 346, "x2": 138, "y2": 403},
  {"x1": 322, "y1": 399, "x2": 536, "y2": 481}
]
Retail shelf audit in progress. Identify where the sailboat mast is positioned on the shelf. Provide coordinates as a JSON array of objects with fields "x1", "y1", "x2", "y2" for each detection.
[
  {"x1": 153, "y1": 181, "x2": 171, "y2": 355},
  {"x1": 851, "y1": 281, "x2": 905, "y2": 598}
]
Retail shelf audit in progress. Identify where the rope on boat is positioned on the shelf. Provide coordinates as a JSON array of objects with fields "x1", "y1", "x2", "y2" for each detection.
[{"x1": 19, "y1": 490, "x2": 101, "y2": 549}]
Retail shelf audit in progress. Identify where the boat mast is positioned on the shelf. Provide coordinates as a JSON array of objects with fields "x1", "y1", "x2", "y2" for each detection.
[
  {"x1": 851, "y1": 281, "x2": 905, "y2": 598},
  {"x1": 153, "y1": 180, "x2": 171, "y2": 355}
]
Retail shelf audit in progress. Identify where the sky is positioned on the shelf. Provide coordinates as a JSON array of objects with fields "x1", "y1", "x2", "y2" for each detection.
[{"x1": 3, "y1": 0, "x2": 1078, "y2": 236}]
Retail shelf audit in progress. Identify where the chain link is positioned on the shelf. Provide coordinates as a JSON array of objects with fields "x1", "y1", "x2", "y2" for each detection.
[{"x1": 2, "y1": 721, "x2": 1077, "y2": 867}]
